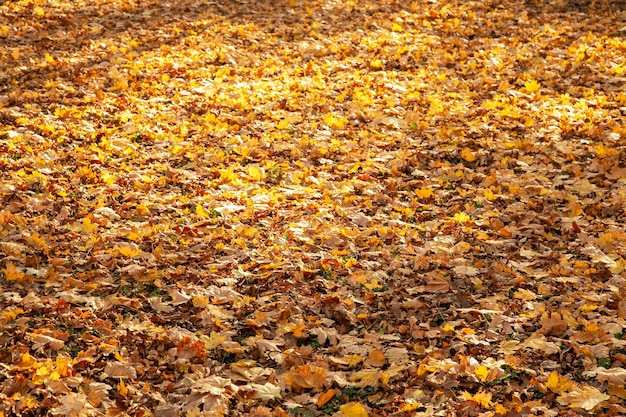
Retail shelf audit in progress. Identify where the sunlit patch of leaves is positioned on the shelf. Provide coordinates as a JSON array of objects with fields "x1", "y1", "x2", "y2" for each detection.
[{"x1": 1, "y1": 0, "x2": 626, "y2": 415}]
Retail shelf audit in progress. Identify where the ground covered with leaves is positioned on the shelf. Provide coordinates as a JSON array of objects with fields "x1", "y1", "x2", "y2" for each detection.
[{"x1": 2, "y1": 0, "x2": 626, "y2": 415}]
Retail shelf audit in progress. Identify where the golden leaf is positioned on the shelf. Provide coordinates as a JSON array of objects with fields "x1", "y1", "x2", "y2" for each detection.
[
  {"x1": 546, "y1": 371, "x2": 568, "y2": 393},
  {"x1": 523, "y1": 79, "x2": 541, "y2": 94},
  {"x1": 339, "y1": 402, "x2": 368, "y2": 417},
  {"x1": 117, "y1": 380, "x2": 128, "y2": 397},
  {"x1": 369, "y1": 59, "x2": 383, "y2": 70},
  {"x1": 415, "y1": 187, "x2": 433, "y2": 199},
  {"x1": 323, "y1": 113, "x2": 349, "y2": 130},
  {"x1": 247, "y1": 165, "x2": 263, "y2": 181},
  {"x1": 196, "y1": 203, "x2": 209, "y2": 218},
  {"x1": 460, "y1": 148, "x2": 476, "y2": 162},
  {"x1": 474, "y1": 365, "x2": 489, "y2": 382},
  {"x1": 116, "y1": 244, "x2": 142, "y2": 258},
  {"x1": 26, "y1": 232, "x2": 47, "y2": 250},
  {"x1": 363, "y1": 278, "x2": 382, "y2": 291},
  {"x1": 462, "y1": 390, "x2": 493, "y2": 408},
  {"x1": 453, "y1": 212, "x2": 471, "y2": 223},
  {"x1": 2, "y1": 263, "x2": 25, "y2": 282}
]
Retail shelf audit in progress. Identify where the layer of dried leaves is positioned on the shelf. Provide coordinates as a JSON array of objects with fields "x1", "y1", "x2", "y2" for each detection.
[{"x1": 2, "y1": 0, "x2": 626, "y2": 415}]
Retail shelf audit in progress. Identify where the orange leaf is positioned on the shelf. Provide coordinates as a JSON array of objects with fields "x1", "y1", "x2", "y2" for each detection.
[
  {"x1": 317, "y1": 389, "x2": 337, "y2": 407},
  {"x1": 366, "y1": 349, "x2": 387, "y2": 368},
  {"x1": 460, "y1": 148, "x2": 476, "y2": 162},
  {"x1": 284, "y1": 365, "x2": 326, "y2": 390}
]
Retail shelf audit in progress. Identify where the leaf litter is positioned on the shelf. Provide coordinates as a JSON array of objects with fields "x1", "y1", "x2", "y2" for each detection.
[{"x1": 2, "y1": 0, "x2": 626, "y2": 415}]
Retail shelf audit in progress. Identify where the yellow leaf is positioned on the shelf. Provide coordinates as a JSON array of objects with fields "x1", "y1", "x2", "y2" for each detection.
[
  {"x1": 415, "y1": 187, "x2": 433, "y2": 199},
  {"x1": 324, "y1": 113, "x2": 349, "y2": 130},
  {"x1": 363, "y1": 278, "x2": 382, "y2": 291},
  {"x1": 11, "y1": 48, "x2": 19, "y2": 60},
  {"x1": 343, "y1": 354, "x2": 363, "y2": 367},
  {"x1": 2, "y1": 263, "x2": 25, "y2": 282},
  {"x1": 403, "y1": 400, "x2": 421, "y2": 411},
  {"x1": 236, "y1": 225, "x2": 257, "y2": 238},
  {"x1": 73, "y1": 217, "x2": 97, "y2": 235},
  {"x1": 610, "y1": 258, "x2": 625, "y2": 274},
  {"x1": 127, "y1": 230, "x2": 142, "y2": 241},
  {"x1": 26, "y1": 233, "x2": 47, "y2": 250},
  {"x1": 391, "y1": 23, "x2": 403, "y2": 32},
  {"x1": 196, "y1": 203, "x2": 209, "y2": 218},
  {"x1": 523, "y1": 79, "x2": 541, "y2": 94},
  {"x1": 339, "y1": 402, "x2": 368, "y2": 417},
  {"x1": 484, "y1": 188, "x2": 495, "y2": 201},
  {"x1": 247, "y1": 165, "x2": 263, "y2": 181},
  {"x1": 44, "y1": 53, "x2": 54, "y2": 63},
  {"x1": 462, "y1": 390, "x2": 493, "y2": 408},
  {"x1": 34, "y1": 6, "x2": 45, "y2": 16},
  {"x1": 460, "y1": 147, "x2": 476, "y2": 162},
  {"x1": 441, "y1": 323, "x2": 455, "y2": 332},
  {"x1": 117, "y1": 380, "x2": 128, "y2": 397},
  {"x1": 546, "y1": 371, "x2": 566, "y2": 393},
  {"x1": 171, "y1": 144, "x2": 184, "y2": 155},
  {"x1": 475, "y1": 365, "x2": 489, "y2": 382},
  {"x1": 101, "y1": 171, "x2": 117, "y2": 185},
  {"x1": 453, "y1": 212, "x2": 471, "y2": 223},
  {"x1": 135, "y1": 204, "x2": 150, "y2": 216},
  {"x1": 116, "y1": 244, "x2": 142, "y2": 258},
  {"x1": 370, "y1": 59, "x2": 383, "y2": 70}
]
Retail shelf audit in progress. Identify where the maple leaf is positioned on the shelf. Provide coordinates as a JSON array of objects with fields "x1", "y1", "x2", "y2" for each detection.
[
  {"x1": 557, "y1": 385, "x2": 610, "y2": 411},
  {"x1": 247, "y1": 382, "x2": 282, "y2": 401},
  {"x1": 453, "y1": 212, "x2": 471, "y2": 223},
  {"x1": 51, "y1": 393, "x2": 93, "y2": 417},
  {"x1": 5, "y1": 0, "x2": 626, "y2": 415},
  {"x1": 474, "y1": 365, "x2": 490, "y2": 382},
  {"x1": 2, "y1": 263, "x2": 25, "y2": 282},
  {"x1": 460, "y1": 148, "x2": 476, "y2": 162},
  {"x1": 461, "y1": 390, "x2": 493, "y2": 408},
  {"x1": 523, "y1": 79, "x2": 541, "y2": 94},
  {"x1": 103, "y1": 362, "x2": 137, "y2": 379},
  {"x1": 284, "y1": 365, "x2": 326, "y2": 390}
]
